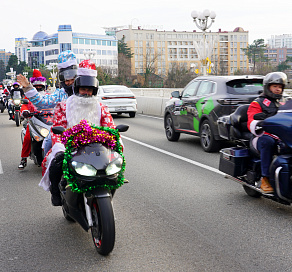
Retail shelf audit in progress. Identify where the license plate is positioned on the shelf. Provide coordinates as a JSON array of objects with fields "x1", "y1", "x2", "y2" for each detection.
[{"x1": 115, "y1": 107, "x2": 127, "y2": 111}]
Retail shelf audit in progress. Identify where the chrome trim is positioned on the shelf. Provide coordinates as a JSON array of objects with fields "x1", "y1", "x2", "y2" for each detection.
[{"x1": 274, "y1": 167, "x2": 290, "y2": 202}]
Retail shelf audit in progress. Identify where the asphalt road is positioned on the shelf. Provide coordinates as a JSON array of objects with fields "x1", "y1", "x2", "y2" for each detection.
[{"x1": 1, "y1": 112, "x2": 292, "y2": 272}]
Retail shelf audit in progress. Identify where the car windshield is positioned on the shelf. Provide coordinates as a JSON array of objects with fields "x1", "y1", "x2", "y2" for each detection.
[
  {"x1": 226, "y1": 79, "x2": 263, "y2": 95},
  {"x1": 102, "y1": 87, "x2": 132, "y2": 94}
]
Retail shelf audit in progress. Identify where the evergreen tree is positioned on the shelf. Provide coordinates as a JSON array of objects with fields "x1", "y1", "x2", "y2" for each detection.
[
  {"x1": 6, "y1": 55, "x2": 18, "y2": 73},
  {"x1": 118, "y1": 36, "x2": 133, "y2": 59},
  {"x1": 242, "y1": 39, "x2": 267, "y2": 73}
]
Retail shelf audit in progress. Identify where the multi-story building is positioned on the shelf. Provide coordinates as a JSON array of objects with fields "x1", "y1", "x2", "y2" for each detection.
[
  {"x1": 116, "y1": 25, "x2": 249, "y2": 76},
  {"x1": 0, "y1": 49, "x2": 13, "y2": 67},
  {"x1": 267, "y1": 34, "x2": 292, "y2": 48},
  {"x1": 15, "y1": 25, "x2": 118, "y2": 75}
]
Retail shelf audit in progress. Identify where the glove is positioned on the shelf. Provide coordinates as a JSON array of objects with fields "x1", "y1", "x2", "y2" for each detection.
[
  {"x1": 254, "y1": 112, "x2": 267, "y2": 120},
  {"x1": 22, "y1": 110, "x2": 30, "y2": 118}
]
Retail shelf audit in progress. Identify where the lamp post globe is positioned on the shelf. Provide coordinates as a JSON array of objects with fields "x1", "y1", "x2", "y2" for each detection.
[{"x1": 191, "y1": 9, "x2": 216, "y2": 76}]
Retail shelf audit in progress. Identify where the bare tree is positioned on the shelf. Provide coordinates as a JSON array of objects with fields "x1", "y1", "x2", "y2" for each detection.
[
  {"x1": 141, "y1": 49, "x2": 163, "y2": 87},
  {"x1": 164, "y1": 62, "x2": 195, "y2": 88}
]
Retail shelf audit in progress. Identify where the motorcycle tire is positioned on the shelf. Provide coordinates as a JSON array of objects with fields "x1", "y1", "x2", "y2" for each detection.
[
  {"x1": 15, "y1": 111, "x2": 20, "y2": 127},
  {"x1": 0, "y1": 104, "x2": 4, "y2": 113},
  {"x1": 243, "y1": 185, "x2": 261, "y2": 198},
  {"x1": 91, "y1": 197, "x2": 115, "y2": 256}
]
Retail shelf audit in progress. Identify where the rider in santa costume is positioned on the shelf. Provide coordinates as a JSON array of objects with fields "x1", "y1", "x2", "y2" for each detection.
[{"x1": 40, "y1": 59, "x2": 116, "y2": 205}]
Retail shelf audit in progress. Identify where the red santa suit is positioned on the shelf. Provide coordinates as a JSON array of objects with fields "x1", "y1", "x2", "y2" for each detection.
[
  {"x1": 39, "y1": 96, "x2": 116, "y2": 191},
  {"x1": 20, "y1": 97, "x2": 38, "y2": 158}
]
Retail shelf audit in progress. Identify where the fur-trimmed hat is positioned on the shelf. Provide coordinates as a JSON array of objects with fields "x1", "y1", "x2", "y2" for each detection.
[
  {"x1": 30, "y1": 69, "x2": 46, "y2": 86},
  {"x1": 57, "y1": 50, "x2": 77, "y2": 70},
  {"x1": 77, "y1": 59, "x2": 97, "y2": 77}
]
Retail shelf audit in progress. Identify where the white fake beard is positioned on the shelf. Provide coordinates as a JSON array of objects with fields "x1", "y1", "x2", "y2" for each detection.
[{"x1": 66, "y1": 95, "x2": 101, "y2": 128}]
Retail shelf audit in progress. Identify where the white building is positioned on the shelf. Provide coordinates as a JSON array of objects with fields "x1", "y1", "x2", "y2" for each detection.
[
  {"x1": 15, "y1": 25, "x2": 118, "y2": 75},
  {"x1": 267, "y1": 34, "x2": 292, "y2": 48}
]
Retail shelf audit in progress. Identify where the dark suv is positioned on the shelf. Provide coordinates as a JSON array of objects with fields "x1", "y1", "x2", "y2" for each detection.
[{"x1": 164, "y1": 75, "x2": 264, "y2": 152}]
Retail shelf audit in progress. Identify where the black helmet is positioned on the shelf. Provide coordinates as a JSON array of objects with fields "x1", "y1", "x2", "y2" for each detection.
[
  {"x1": 263, "y1": 72, "x2": 287, "y2": 100},
  {"x1": 59, "y1": 65, "x2": 78, "y2": 96},
  {"x1": 73, "y1": 76, "x2": 99, "y2": 96}
]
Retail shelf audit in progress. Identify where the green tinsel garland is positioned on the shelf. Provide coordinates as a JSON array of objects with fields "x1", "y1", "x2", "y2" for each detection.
[{"x1": 61, "y1": 121, "x2": 126, "y2": 193}]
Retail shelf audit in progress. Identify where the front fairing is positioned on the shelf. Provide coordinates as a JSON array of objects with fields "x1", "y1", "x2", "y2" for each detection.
[
  {"x1": 263, "y1": 100, "x2": 292, "y2": 148},
  {"x1": 68, "y1": 143, "x2": 123, "y2": 184}
]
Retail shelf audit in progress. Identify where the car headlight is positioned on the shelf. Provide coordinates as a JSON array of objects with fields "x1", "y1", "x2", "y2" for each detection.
[
  {"x1": 14, "y1": 99, "x2": 21, "y2": 105},
  {"x1": 71, "y1": 161, "x2": 97, "y2": 176},
  {"x1": 105, "y1": 157, "x2": 123, "y2": 176}
]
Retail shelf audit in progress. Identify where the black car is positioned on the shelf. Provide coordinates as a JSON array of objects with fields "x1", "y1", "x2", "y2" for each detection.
[{"x1": 164, "y1": 75, "x2": 264, "y2": 152}]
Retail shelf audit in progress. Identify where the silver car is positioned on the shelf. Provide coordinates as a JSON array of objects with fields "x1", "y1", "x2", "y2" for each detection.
[{"x1": 97, "y1": 85, "x2": 137, "y2": 118}]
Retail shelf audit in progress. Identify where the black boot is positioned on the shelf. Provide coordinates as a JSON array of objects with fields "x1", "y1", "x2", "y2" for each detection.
[{"x1": 49, "y1": 152, "x2": 64, "y2": 206}]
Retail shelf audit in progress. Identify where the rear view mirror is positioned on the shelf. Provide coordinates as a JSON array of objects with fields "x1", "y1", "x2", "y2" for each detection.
[
  {"x1": 52, "y1": 126, "x2": 65, "y2": 135},
  {"x1": 116, "y1": 124, "x2": 129, "y2": 132},
  {"x1": 171, "y1": 91, "x2": 180, "y2": 98}
]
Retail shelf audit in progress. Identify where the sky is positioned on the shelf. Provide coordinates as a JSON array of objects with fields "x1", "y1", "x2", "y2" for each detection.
[{"x1": 1, "y1": 0, "x2": 292, "y2": 53}]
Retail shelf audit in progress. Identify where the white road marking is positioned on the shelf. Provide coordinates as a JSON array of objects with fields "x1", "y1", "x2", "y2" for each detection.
[
  {"x1": 138, "y1": 114, "x2": 163, "y2": 120},
  {"x1": 122, "y1": 136, "x2": 224, "y2": 176},
  {"x1": 0, "y1": 160, "x2": 3, "y2": 174}
]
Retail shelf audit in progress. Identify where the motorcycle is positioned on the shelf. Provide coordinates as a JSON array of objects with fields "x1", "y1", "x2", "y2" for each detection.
[
  {"x1": 217, "y1": 100, "x2": 292, "y2": 205},
  {"x1": 21, "y1": 109, "x2": 53, "y2": 166},
  {"x1": 0, "y1": 93, "x2": 6, "y2": 113},
  {"x1": 8, "y1": 91, "x2": 24, "y2": 127},
  {"x1": 52, "y1": 120, "x2": 128, "y2": 255}
]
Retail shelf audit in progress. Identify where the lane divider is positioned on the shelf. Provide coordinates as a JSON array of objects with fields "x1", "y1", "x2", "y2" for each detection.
[
  {"x1": 0, "y1": 160, "x2": 3, "y2": 174},
  {"x1": 122, "y1": 136, "x2": 224, "y2": 176}
]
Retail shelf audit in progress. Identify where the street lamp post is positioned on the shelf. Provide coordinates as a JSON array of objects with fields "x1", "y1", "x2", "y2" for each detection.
[
  {"x1": 48, "y1": 63, "x2": 58, "y2": 91},
  {"x1": 191, "y1": 9, "x2": 216, "y2": 76}
]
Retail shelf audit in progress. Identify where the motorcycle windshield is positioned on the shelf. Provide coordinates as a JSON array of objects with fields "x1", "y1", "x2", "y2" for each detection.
[
  {"x1": 13, "y1": 91, "x2": 21, "y2": 99},
  {"x1": 263, "y1": 100, "x2": 292, "y2": 148},
  {"x1": 71, "y1": 143, "x2": 118, "y2": 171}
]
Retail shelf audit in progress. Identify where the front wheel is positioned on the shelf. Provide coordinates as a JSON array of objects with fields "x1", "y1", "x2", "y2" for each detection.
[
  {"x1": 15, "y1": 111, "x2": 20, "y2": 127},
  {"x1": 165, "y1": 114, "x2": 180, "y2": 141},
  {"x1": 0, "y1": 103, "x2": 4, "y2": 113},
  {"x1": 91, "y1": 197, "x2": 115, "y2": 256},
  {"x1": 200, "y1": 120, "x2": 220, "y2": 152},
  {"x1": 243, "y1": 185, "x2": 262, "y2": 198}
]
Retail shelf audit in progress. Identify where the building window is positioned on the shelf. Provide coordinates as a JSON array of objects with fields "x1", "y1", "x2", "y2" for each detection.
[
  {"x1": 73, "y1": 38, "x2": 78, "y2": 44},
  {"x1": 96, "y1": 50, "x2": 101, "y2": 55},
  {"x1": 73, "y1": 48, "x2": 78, "y2": 54},
  {"x1": 91, "y1": 40, "x2": 95, "y2": 45},
  {"x1": 107, "y1": 41, "x2": 111, "y2": 46},
  {"x1": 102, "y1": 50, "x2": 106, "y2": 55},
  {"x1": 97, "y1": 40, "x2": 101, "y2": 45},
  {"x1": 102, "y1": 40, "x2": 106, "y2": 46},
  {"x1": 60, "y1": 43, "x2": 71, "y2": 52},
  {"x1": 85, "y1": 39, "x2": 90, "y2": 45}
]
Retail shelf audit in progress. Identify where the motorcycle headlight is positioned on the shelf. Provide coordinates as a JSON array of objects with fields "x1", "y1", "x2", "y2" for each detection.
[
  {"x1": 71, "y1": 161, "x2": 97, "y2": 176},
  {"x1": 35, "y1": 125, "x2": 49, "y2": 138},
  {"x1": 105, "y1": 157, "x2": 123, "y2": 176},
  {"x1": 14, "y1": 99, "x2": 21, "y2": 105}
]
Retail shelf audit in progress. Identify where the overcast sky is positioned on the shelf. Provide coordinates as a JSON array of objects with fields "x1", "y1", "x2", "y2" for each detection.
[{"x1": 2, "y1": 0, "x2": 291, "y2": 53}]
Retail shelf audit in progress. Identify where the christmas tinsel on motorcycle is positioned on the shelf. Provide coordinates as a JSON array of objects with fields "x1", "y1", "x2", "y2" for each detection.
[{"x1": 60, "y1": 119, "x2": 126, "y2": 193}]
